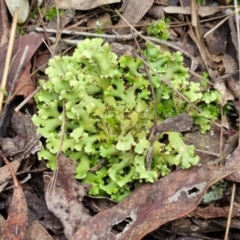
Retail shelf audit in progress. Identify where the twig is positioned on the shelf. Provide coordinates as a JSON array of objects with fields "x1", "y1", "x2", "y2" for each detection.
[
  {"x1": 0, "y1": 168, "x2": 47, "y2": 186},
  {"x1": 224, "y1": 183, "x2": 236, "y2": 240},
  {"x1": 35, "y1": 27, "x2": 135, "y2": 41},
  {"x1": 0, "y1": 7, "x2": 19, "y2": 113},
  {"x1": 203, "y1": 12, "x2": 234, "y2": 38},
  {"x1": 4, "y1": 174, "x2": 31, "y2": 191},
  {"x1": 52, "y1": 2, "x2": 62, "y2": 55},
  {"x1": 89, "y1": 160, "x2": 106, "y2": 173},
  {"x1": 46, "y1": 101, "x2": 66, "y2": 195},
  {"x1": 194, "y1": 149, "x2": 219, "y2": 157},
  {"x1": 212, "y1": 70, "x2": 239, "y2": 82},
  {"x1": 0, "y1": 151, "x2": 19, "y2": 188},
  {"x1": 131, "y1": 29, "x2": 157, "y2": 170},
  {"x1": 14, "y1": 86, "x2": 41, "y2": 112},
  {"x1": 130, "y1": 30, "x2": 157, "y2": 137},
  {"x1": 57, "y1": 100, "x2": 66, "y2": 157},
  {"x1": 137, "y1": 55, "x2": 201, "y2": 113},
  {"x1": 188, "y1": 69, "x2": 214, "y2": 86},
  {"x1": 234, "y1": 0, "x2": 240, "y2": 144}
]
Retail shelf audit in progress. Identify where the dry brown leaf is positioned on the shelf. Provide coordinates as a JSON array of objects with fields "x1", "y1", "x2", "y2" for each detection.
[
  {"x1": 43, "y1": 154, "x2": 91, "y2": 239},
  {"x1": 35, "y1": 52, "x2": 51, "y2": 73},
  {"x1": 190, "y1": 205, "x2": 240, "y2": 219},
  {"x1": 164, "y1": 6, "x2": 225, "y2": 17},
  {"x1": 54, "y1": 0, "x2": 120, "y2": 10},
  {"x1": 25, "y1": 221, "x2": 53, "y2": 240},
  {"x1": 214, "y1": 81, "x2": 234, "y2": 106},
  {"x1": 0, "y1": 33, "x2": 46, "y2": 93},
  {"x1": 1, "y1": 182, "x2": 28, "y2": 240},
  {"x1": 71, "y1": 146, "x2": 240, "y2": 240},
  {"x1": 205, "y1": 23, "x2": 227, "y2": 55},
  {"x1": 14, "y1": 63, "x2": 35, "y2": 101},
  {"x1": 116, "y1": 0, "x2": 154, "y2": 34}
]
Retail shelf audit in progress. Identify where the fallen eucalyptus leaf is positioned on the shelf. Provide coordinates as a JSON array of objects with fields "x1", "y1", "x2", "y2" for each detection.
[
  {"x1": 5, "y1": 0, "x2": 29, "y2": 24},
  {"x1": 71, "y1": 146, "x2": 240, "y2": 240}
]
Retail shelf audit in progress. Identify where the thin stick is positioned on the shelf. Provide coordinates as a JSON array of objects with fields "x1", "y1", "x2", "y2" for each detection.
[
  {"x1": 221, "y1": 3, "x2": 239, "y2": 228},
  {"x1": 36, "y1": 27, "x2": 135, "y2": 41},
  {"x1": 0, "y1": 151, "x2": 19, "y2": 188},
  {"x1": 130, "y1": 30, "x2": 157, "y2": 137},
  {"x1": 234, "y1": 0, "x2": 240, "y2": 144},
  {"x1": 14, "y1": 86, "x2": 42, "y2": 112},
  {"x1": 138, "y1": 56, "x2": 201, "y2": 113},
  {"x1": 57, "y1": 100, "x2": 66, "y2": 157},
  {"x1": 203, "y1": 12, "x2": 234, "y2": 38},
  {"x1": 0, "y1": 7, "x2": 19, "y2": 113},
  {"x1": 224, "y1": 183, "x2": 236, "y2": 240}
]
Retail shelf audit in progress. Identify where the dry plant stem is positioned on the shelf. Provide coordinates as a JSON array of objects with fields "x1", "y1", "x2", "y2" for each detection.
[
  {"x1": 212, "y1": 71, "x2": 240, "y2": 82},
  {"x1": 138, "y1": 56, "x2": 201, "y2": 113},
  {"x1": 234, "y1": 0, "x2": 240, "y2": 144},
  {"x1": 171, "y1": 13, "x2": 235, "y2": 28},
  {"x1": 194, "y1": 149, "x2": 219, "y2": 157},
  {"x1": 188, "y1": 69, "x2": 213, "y2": 86},
  {"x1": 131, "y1": 30, "x2": 156, "y2": 170},
  {"x1": 76, "y1": 3, "x2": 206, "y2": 30},
  {"x1": 14, "y1": 86, "x2": 42, "y2": 112},
  {"x1": 0, "y1": 7, "x2": 19, "y2": 113},
  {"x1": 203, "y1": 12, "x2": 234, "y2": 38},
  {"x1": 47, "y1": 101, "x2": 66, "y2": 194},
  {"x1": 219, "y1": 107, "x2": 224, "y2": 164},
  {"x1": 130, "y1": 30, "x2": 157, "y2": 139},
  {"x1": 190, "y1": 2, "x2": 213, "y2": 75},
  {"x1": 68, "y1": 23, "x2": 152, "y2": 31},
  {"x1": 57, "y1": 100, "x2": 66, "y2": 157},
  {"x1": 41, "y1": 38, "x2": 55, "y2": 57},
  {"x1": 52, "y1": 3, "x2": 62, "y2": 55},
  {"x1": 47, "y1": 163, "x2": 58, "y2": 194},
  {"x1": 36, "y1": 27, "x2": 135, "y2": 41},
  {"x1": 4, "y1": 174, "x2": 31, "y2": 191},
  {"x1": 89, "y1": 160, "x2": 106, "y2": 173},
  {"x1": 0, "y1": 151, "x2": 19, "y2": 188},
  {"x1": 224, "y1": 183, "x2": 236, "y2": 240},
  {"x1": 0, "y1": 168, "x2": 47, "y2": 186},
  {"x1": 37, "y1": 6, "x2": 53, "y2": 49}
]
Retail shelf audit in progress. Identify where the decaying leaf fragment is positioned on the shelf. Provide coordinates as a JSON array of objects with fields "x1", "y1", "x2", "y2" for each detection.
[
  {"x1": 71, "y1": 146, "x2": 240, "y2": 240},
  {"x1": 43, "y1": 154, "x2": 91, "y2": 239},
  {"x1": 0, "y1": 152, "x2": 28, "y2": 240}
]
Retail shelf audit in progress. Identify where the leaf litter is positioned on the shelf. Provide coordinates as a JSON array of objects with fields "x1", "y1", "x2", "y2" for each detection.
[{"x1": 0, "y1": 0, "x2": 240, "y2": 239}]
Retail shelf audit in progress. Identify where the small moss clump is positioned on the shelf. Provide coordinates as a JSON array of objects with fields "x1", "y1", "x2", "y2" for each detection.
[{"x1": 147, "y1": 18, "x2": 170, "y2": 40}]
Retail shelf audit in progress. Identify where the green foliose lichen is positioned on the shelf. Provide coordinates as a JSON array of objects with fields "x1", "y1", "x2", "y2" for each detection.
[{"x1": 33, "y1": 38, "x2": 221, "y2": 201}]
